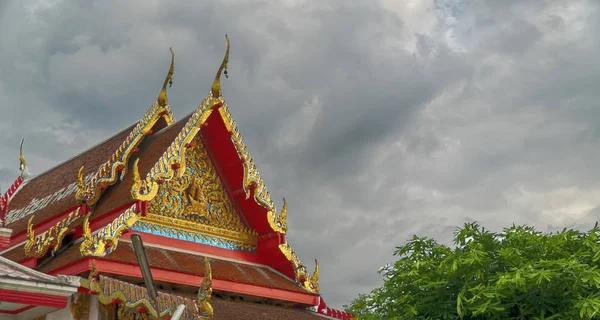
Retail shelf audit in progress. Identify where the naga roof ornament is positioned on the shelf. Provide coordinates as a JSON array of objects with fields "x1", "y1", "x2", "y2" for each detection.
[
  {"x1": 279, "y1": 242, "x2": 321, "y2": 294},
  {"x1": 75, "y1": 49, "x2": 176, "y2": 206},
  {"x1": 267, "y1": 198, "x2": 288, "y2": 234},
  {"x1": 0, "y1": 140, "x2": 29, "y2": 225},
  {"x1": 79, "y1": 203, "x2": 141, "y2": 257},
  {"x1": 24, "y1": 206, "x2": 86, "y2": 258},
  {"x1": 80, "y1": 260, "x2": 214, "y2": 319}
]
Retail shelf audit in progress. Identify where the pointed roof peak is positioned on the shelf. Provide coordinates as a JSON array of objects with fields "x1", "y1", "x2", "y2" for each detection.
[{"x1": 211, "y1": 34, "x2": 230, "y2": 98}]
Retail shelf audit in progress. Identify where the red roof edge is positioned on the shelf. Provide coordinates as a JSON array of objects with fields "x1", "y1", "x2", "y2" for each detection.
[
  {"x1": 0, "y1": 176, "x2": 23, "y2": 226},
  {"x1": 199, "y1": 102, "x2": 321, "y2": 294},
  {"x1": 318, "y1": 297, "x2": 355, "y2": 319},
  {"x1": 49, "y1": 258, "x2": 319, "y2": 306}
]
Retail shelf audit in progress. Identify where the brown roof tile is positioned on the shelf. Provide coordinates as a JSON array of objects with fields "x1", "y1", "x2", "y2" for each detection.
[
  {"x1": 4, "y1": 124, "x2": 137, "y2": 234},
  {"x1": 212, "y1": 298, "x2": 332, "y2": 320},
  {"x1": 91, "y1": 114, "x2": 192, "y2": 219},
  {"x1": 37, "y1": 241, "x2": 308, "y2": 295},
  {"x1": 2, "y1": 244, "x2": 26, "y2": 262},
  {"x1": 4, "y1": 112, "x2": 191, "y2": 239}
]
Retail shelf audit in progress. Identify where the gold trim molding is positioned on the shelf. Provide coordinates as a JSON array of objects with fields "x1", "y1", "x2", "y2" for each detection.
[
  {"x1": 79, "y1": 204, "x2": 141, "y2": 257},
  {"x1": 139, "y1": 213, "x2": 257, "y2": 251},
  {"x1": 279, "y1": 242, "x2": 320, "y2": 294},
  {"x1": 75, "y1": 49, "x2": 176, "y2": 206},
  {"x1": 24, "y1": 206, "x2": 85, "y2": 258},
  {"x1": 218, "y1": 105, "x2": 288, "y2": 235},
  {"x1": 140, "y1": 134, "x2": 257, "y2": 250}
]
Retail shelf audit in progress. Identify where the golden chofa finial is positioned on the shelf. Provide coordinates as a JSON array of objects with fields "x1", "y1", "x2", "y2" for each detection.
[
  {"x1": 19, "y1": 139, "x2": 30, "y2": 179},
  {"x1": 211, "y1": 34, "x2": 230, "y2": 98},
  {"x1": 157, "y1": 48, "x2": 175, "y2": 108},
  {"x1": 19, "y1": 139, "x2": 27, "y2": 169}
]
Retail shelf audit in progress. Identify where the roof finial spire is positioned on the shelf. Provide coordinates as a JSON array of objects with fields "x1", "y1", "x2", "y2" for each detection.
[
  {"x1": 19, "y1": 139, "x2": 30, "y2": 180},
  {"x1": 211, "y1": 34, "x2": 230, "y2": 98},
  {"x1": 157, "y1": 48, "x2": 175, "y2": 108}
]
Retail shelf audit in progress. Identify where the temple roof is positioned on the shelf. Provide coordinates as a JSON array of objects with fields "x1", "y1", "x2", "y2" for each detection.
[
  {"x1": 4, "y1": 123, "x2": 137, "y2": 234},
  {"x1": 0, "y1": 39, "x2": 354, "y2": 319},
  {"x1": 36, "y1": 241, "x2": 312, "y2": 296}
]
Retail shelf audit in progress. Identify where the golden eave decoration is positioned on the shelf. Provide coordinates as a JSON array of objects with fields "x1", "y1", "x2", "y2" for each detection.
[
  {"x1": 80, "y1": 260, "x2": 214, "y2": 319},
  {"x1": 218, "y1": 105, "x2": 288, "y2": 235},
  {"x1": 75, "y1": 49, "x2": 176, "y2": 206},
  {"x1": 24, "y1": 206, "x2": 85, "y2": 258},
  {"x1": 79, "y1": 203, "x2": 141, "y2": 257},
  {"x1": 279, "y1": 242, "x2": 320, "y2": 294}
]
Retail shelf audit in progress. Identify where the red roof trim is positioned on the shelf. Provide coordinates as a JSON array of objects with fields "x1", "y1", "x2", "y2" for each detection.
[
  {"x1": 0, "y1": 176, "x2": 23, "y2": 226},
  {"x1": 49, "y1": 258, "x2": 319, "y2": 306},
  {"x1": 0, "y1": 288, "x2": 68, "y2": 309},
  {"x1": 0, "y1": 305, "x2": 35, "y2": 315},
  {"x1": 200, "y1": 109, "x2": 298, "y2": 280}
]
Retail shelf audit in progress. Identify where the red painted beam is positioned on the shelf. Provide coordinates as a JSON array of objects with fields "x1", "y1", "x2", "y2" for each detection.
[
  {"x1": 48, "y1": 258, "x2": 319, "y2": 306},
  {"x1": 0, "y1": 305, "x2": 35, "y2": 315},
  {"x1": 0, "y1": 288, "x2": 68, "y2": 308}
]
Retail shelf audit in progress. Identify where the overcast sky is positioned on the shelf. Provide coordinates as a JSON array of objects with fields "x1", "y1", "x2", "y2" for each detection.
[{"x1": 1, "y1": 0, "x2": 600, "y2": 309}]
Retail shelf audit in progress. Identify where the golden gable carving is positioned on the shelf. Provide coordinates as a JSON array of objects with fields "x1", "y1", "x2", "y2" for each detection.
[{"x1": 145, "y1": 135, "x2": 257, "y2": 247}]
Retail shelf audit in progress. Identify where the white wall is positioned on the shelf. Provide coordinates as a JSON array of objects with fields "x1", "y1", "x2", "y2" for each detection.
[
  {"x1": 89, "y1": 295, "x2": 100, "y2": 320},
  {"x1": 46, "y1": 305, "x2": 74, "y2": 320}
]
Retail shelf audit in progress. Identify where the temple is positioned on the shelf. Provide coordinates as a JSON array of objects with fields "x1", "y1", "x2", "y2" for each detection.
[{"x1": 0, "y1": 36, "x2": 354, "y2": 319}]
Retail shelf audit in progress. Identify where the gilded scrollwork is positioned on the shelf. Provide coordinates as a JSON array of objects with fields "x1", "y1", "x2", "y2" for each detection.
[
  {"x1": 79, "y1": 204, "x2": 142, "y2": 257},
  {"x1": 24, "y1": 206, "x2": 85, "y2": 258},
  {"x1": 79, "y1": 260, "x2": 212, "y2": 319},
  {"x1": 218, "y1": 105, "x2": 288, "y2": 235},
  {"x1": 147, "y1": 136, "x2": 255, "y2": 234},
  {"x1": 133, "y1": 134, "x2": 257, "y2": 251},
  {"x1": 76, "y1": 49, "x2": 176, "y2": 206},
  {"x1": 278, "y1": 242, "x2": 321, "y2": 294}
]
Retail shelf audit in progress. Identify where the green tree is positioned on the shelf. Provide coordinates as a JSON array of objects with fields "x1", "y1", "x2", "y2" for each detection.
[{"x1": 345, "y1": 222, "x2": 600, "y2": 320}]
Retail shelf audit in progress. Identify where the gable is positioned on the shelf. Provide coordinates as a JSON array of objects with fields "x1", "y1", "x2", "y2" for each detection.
[{"x1": 131, "y1": 134, "x2": 258, "y2": 252}]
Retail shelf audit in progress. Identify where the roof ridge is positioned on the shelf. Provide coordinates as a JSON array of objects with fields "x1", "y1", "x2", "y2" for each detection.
[
  {"x1": 0, "y1": 254, "x2": 61, "y2": 282},
  {"x1": 22, "y1": 123, "x2": 137, "y2": 186},
  {"x1": 75, "y1": 101, "x2": 175, "y2": 206}
]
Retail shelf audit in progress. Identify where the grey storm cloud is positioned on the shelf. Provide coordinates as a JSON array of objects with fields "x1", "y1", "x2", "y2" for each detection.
[{"x1": 1, "y1": 0, "x2": 600, "y2": 309}]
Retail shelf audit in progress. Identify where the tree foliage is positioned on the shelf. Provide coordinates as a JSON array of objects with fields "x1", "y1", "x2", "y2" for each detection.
[{"x1": 345, "y1": 222, "x2": 600, "y2": 320}]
